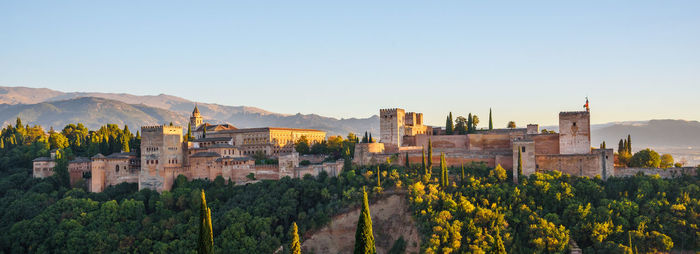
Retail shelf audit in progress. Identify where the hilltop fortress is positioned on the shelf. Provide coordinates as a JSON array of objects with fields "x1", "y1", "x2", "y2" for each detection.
[
  {"x1": 356, "y1": 106, "x2": 615, "y2": 181},
  {"x1": 34, "y1": 105, "x2": 341, "y2": 192}
]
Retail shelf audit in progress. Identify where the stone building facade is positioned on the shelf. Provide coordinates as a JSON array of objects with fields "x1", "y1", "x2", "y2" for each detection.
[
  {"x1": 49, "y1": 105, "x2": 334, "y2": 193},
  {"x1": 360, "y1": 106, "x2": 616, "y2": 180}
]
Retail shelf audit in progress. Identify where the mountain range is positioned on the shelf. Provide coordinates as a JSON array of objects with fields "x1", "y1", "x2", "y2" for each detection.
[
  {"x1": 1, "y1": 86, "x2": 699, "y2": 165},
  {"x1": 0, "y1": 86, "x2": 379, "y2": 136}
]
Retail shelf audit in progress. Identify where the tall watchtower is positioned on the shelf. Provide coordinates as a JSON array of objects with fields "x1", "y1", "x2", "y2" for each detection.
[
  {"x1": 190, "y1": 104, "x2": 203, "y2": 133},
  {"x1": 139, "y1": 125, "x2": 184, "y2": 192},
  {"x1": 558, "y1": 111, "x2": 591, "y2": 154},
  {"x1": 379, "y1": 108, "x2": 405, "y2": 147}
]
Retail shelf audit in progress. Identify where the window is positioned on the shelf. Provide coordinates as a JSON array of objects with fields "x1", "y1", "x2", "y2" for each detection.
[
  {"x1": 573, "y1": 122, "x2": 577, "y2": 126},
  {"x1": 521, "y1": 147, "x2": 526, "y2": 153},
  {"x1": 115, "y1": 165, "x2": 120, "y2": 172}
]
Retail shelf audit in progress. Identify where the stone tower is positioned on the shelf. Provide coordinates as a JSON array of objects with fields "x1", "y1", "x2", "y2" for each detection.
[
  {"x1": 190, "y1": 104, "x2": 203, "y2": 133},
  {"x1": 379, "y1": 108, "x2": 405, "y2": 147},
  {"x1": 558, "y1": 111, "x2": 591, "y2": 154},
  {"x1": 139, "y1": 125, "x2": 184, "y2": 192}
]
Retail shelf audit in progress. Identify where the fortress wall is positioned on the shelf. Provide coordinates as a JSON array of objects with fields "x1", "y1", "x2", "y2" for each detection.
[
  {"x1": 532, "y1": 134, "x2": 560, "y2": 155},
  {"x1": 414, "y1": 134, "x2": 468, "y2": 150},
  {"x1": 536, "y1": 153, "x2": 602, "y2": 178},
  {"x1": 468, "y1": 133, "x2": 512, "y2": 151},
  {"x1": 614, "y1": 167, "x2": 697, "y2": 178}
]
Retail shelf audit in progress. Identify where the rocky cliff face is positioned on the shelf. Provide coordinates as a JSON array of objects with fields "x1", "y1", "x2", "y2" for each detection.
[{"x1": 302, "y1": 194, "x2": 420, "y2": 254}]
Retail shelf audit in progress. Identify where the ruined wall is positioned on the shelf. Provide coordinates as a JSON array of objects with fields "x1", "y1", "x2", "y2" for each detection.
[
  {"x1": 532, "y1": 134, "x2": 560, "y2": 155},
  {"x1": 559, "y1": 111, "x2": 591, "y2": 154},
  {"x1": 294, "y1": 160, "x2": 343, "y2": 178}
]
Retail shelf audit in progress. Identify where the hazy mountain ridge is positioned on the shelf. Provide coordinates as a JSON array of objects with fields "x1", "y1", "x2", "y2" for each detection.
[{"x1": 0, "y1": 86, "x2": 379, "y2": 135}]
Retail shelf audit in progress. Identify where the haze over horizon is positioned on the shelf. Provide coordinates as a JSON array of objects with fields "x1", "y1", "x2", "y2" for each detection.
[{"x1": 2, "y1": 1, "x2": 699, "y2": 127}]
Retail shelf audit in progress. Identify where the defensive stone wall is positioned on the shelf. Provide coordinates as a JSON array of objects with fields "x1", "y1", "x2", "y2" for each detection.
[
  {"x1": 379, "y1": 108, "x2": 405, "y2": 147},
  {"x1": 532, "y1": 134, "x2": 560, "y2": 155},
  {"x1": 614, "y1": 167, "x2": 697, "y2": 178},
  {"x1": 353, "y1": 143, "x2": 385, "y2": 165},
  {"x1": 535, "y1": 149, "x2": 613, "y2": 179}
]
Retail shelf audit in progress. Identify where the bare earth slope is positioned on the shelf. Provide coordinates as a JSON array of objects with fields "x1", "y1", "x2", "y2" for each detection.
[{"x1": 302, "y1": 194, "x2": 420, "y2": 254}]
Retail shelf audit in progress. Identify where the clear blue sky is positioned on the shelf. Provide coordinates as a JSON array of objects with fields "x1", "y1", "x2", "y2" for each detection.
[{"x1": 1, "y1": 1, "x2": 699, "y2": 127}]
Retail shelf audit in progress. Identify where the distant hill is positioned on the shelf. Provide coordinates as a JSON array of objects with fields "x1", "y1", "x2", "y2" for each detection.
[
  {"x1": 0, "y1": 86, "x2": 379, "y2": 136},
  {"x1": 592, "y1": 119, "x2": 700, "y2": 149}
]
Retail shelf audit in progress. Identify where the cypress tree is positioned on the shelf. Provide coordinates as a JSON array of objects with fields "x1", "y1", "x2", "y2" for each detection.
[
  {"x1": 517, "y1": 149, "x2": 523, "y2": 182},
  {"x1": 421, "y1": 149, "x2": 426, "y2": 175},
  {"x1": 494, "y1": 227, "x2": 506, "y2": 254},
  {"x1": 354, "y1": 187, "x2": 376, "y2": 254},
  {"x1": 618, "y1": 139, "x2": 625, "y2": 154},
  {"x1": 290, "y1": 222, "x2": 301, "y2": 254},
  {"x1": 187, "y1": 123, "x2": 193, "y2": 141},
  {"x1": 343, "y1": 147, "x2": 352, "y2": 171},
  {"x1": 467, "y1": 113, "x2": 473, "y2": 133},
  {"x1": 369, "y1": 133, "x2": 373, "y2": 143},
  {"x1": 427, "y1": 139, "x2": 433, "y2": 174},
  {"x1": 446, "y1": 112, "x2": 454, "y2": 135},
  {"x1": 460, "y1": 163, "x2": 465, "y2": 186},
  {"x1": 0, "y1": 139, "x2": 4, "y2": 149},
  {"x1": 623, "y1": 139, "x2": 629, "y2": 154},
  {"x1": 376, "y1": 166, "x2": 381, "y2": 187},
  {"x1": 601, "y1": 141, "x2": 606, "y2": 149},
  {"x1": 136, "y1": 130, "x2": 140, "y2": 140},
  {"x1": 198, "y1": 190, "x2": 213, "y2": 254},
  {"x1": 627, "y1": 134, "x2": 632, "y2": 154},
  {"x1": 439, "y1": 153, "x2": 448, "y2": 188},
  {"x1": 202, "y1": 127, "x2": 207, "y2": 138},
  {"x1": 405, "y1": 153, "x2": 410, "y2": 168},
  {"x1": 489, "y1": 108, "x2": 493, "y2": 130}
]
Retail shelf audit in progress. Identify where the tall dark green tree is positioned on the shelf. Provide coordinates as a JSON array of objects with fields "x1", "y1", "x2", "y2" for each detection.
[
  {"x1": 627, "y1": 134, "x2": 632, "y2": 154},
  {"x1": 495, "y1": 227, "x2": 506, "y2": 254},
  {"x1": 467, "y1": 113, "x2": 473, "y2": 133},
  {"x1": 460, "y1": 163, "x2": 465, "y2": 186},
  {"x1": 354, "y1": 187, "x2": 376, "y2": 254},
  {"x1": 198, "y1": 190, "x2": 213, "y2": 254},
  {"x1": 517, "y1": 149, "x2": 523, "y2": 183},
  {"x1": 405, "y1": 153, "x2": 410, "y2": 168},
  {"x1": 489, "y1": 108, "x2": 493, "y2": 130},
  {"x1": 376, "y1": 167, "x2": 381, "y2": 187},
  {"x1": 202, "y1": 126, "x2": 207, "y2": 139},
  {"x1": 421, "y1": 149, "x2": 426, "y2": 175},
  {"x1": 445, "y1": 112, "x2": 454, "y2": 135},
  {"x1": 439, "y1": 153, "x2": 448, "y2": 188},
  {"x1": 290, "y1": 222, "x2": 301, "y2": 254},
  {"x1": 368, "y1": 133, "x2": 373, "y2": 143},
  {"x1": 618, "y1": 139, "x2": 625, "y2": 154},
  {"x1": 186, "y1": 123, "x2": 193, "y2": 142},
  {"x1": 427, "y1": 139, "x2": 433, "y2": 174},
  {"x1": 343, "y1": 147, "x2": 352, "y2": 171}
]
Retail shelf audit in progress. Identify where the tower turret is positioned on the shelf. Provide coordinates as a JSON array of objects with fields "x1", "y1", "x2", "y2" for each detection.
[{"x1": 190, "y1": 104, "x2": 203, "y2": 133}]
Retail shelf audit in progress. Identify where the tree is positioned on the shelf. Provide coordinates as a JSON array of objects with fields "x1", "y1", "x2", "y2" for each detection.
[
  {"x1": 446, "y1": 112, "x2": 454, "y2": 135},
  {"x1": 472, "y1": 115, "x2": 479, "y2": 130},
  {"x1": 295, "y1": 136, "x2": 310, "y2": 154},
  {"x1": 369, "y1": 133, "x2": 373, "y2": 143},
  {"x1": 460, "y1": 163, "x2": 465, "y2": 186},
  {"x1": 660, "y1": 154, "x2": 674, "y2": 168},
  {"x1": 627, "y1": 135, "x2": 632, "y2": 154},
  {"x1": 601, "y1": 141, "x2": 606, "y2": 149},
  {"x1": 618, "y1": 139, "x2": 625, "y2": 154},
  {"x1": 489, "y1": 108, "x2": 493, "y2": 130},
  {"x1": 363, "y1": 132, "x2": 368, "y2": 143},
  {"x1": 186, "y1": 123, "x2": 193, "y2": 142},
  {"x1": 376, "y1": 166, "x2": 381, "y2": 187},
  {"x1": 48, "y1": 132, "x2": 69, "y2": 150},
  {"x1": 439, "y1": 153, "x2": 448, "y2": 188},
  {"x1": 517, "y1": 149, "x2": 523, "y2": 181},
  {"x1": 421, "y1": 149, "x2": 427, "y2": 175},
  {"x1": 290, "y1": 222, "x2": 301, "y2": 254},
  {"x1": 630, "y1": 149, "x2": 661, "y2": 168},
  {"x1": 467, "y1": 113, "x2": 473, "y2": 133},
  {"x1": 405, "y1": 153, "x2": 410, "y2": 168},
  {"x1": 354, "y1": 187, "x2": 376, "y2": 254},
  {"x1": 202, "y1": 126, "x2": 207, "y2": 138},
  {"x1": 427, "y1": 139, "x2": 433, "y2": 174},
  {"x1": 494, "y1": 227, "x2": 506, "y2": 254},
  {"x1": 507, "y1": 121, "x2": 516, "y2": 129},
  {"x1": 455, "y1": 116, "x2": 468, "y2": 135},
  {"x1": 490, "y1": 164, "x2": 507, "y2": 182},
  {"x1": 198, "y1": 190, "x2": 213, "y2": 254},
  {"x1": 0, "y1": 138, "x2": 3, "y2": 149},
  {"x1": 344, "y1": 147, "x2": 353, "y2": 171}
]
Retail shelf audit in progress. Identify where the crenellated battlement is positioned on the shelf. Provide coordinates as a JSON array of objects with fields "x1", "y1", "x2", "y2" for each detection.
[{"x1": 380, "y1": 108, "x2": 405, "y2": 116}]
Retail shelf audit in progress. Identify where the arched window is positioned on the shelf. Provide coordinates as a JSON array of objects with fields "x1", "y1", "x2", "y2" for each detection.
[{"x1": 115, "y1": 165, "x2": 120, "y2": 172}]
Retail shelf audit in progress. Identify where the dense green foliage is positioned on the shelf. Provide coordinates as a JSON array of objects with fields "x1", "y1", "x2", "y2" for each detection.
[
  {"x1": 407, "y1": 162, "x2": 699, "y2": 253},
  {"x1": 198, "y1": 190, "x2": 213, "y2": 254}
]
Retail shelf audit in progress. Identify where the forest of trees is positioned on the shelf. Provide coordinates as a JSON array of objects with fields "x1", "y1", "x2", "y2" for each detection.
[{"x1": 0, "y1": 119, "x2": 698, "y2": 253}]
